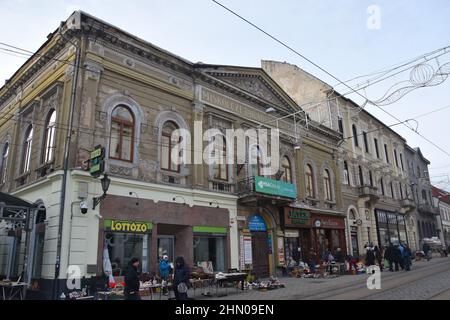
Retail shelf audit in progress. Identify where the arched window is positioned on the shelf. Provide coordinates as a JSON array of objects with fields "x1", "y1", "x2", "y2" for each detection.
[
  {"x1": 323, "y1": 169, "x2": 332, "y2": 201},
  {"x1": 281, "y1": 156, "x2": 292, "y2": 183},
  {"x1": 305, "y1": 164, "x2": 315, "y2": 198},
  {"x1": 21, "y1": 126, "x2": 33, "y2": 173},
  {"x1": 42, "y1": 110, "x2": 56, "y2": 163},
  {"x1": 109, "y1": 105, "x2": 134, "y2": 162},
  {"x1": 421, "y1": 190, "x2": 428, "y2": 203},
  {"x1": 248, "y1": 142, "x2": 264, "y2": 177},
  {"x1": 358, "y1": 166, "x2": 364, "y2": 186},
  {"x1": 161, "y1": 121, "x2": 180, "y2": 172},
  {"x1": 349, "y1": 209, "x2": 357, "y2": 220},
  {"x1": 213, "y1": 135, "x2": 228, "y2": 181},
  {"x1": 352, "y1": 125, "x2": 359, "y2": 147},
  {"x1": 343, "y1": 161, "x2": 350, "y2": 185},
  {"x1": 1, "y1": 142, "x2": 9, "y2": 184}
]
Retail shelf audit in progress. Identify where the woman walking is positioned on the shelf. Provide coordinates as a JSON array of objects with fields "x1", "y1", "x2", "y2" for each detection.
[{"x1": 173, "y1": 256, "x2": 190, "y2": 300}]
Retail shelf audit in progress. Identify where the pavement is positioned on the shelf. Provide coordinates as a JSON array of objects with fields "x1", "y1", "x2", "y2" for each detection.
[{"x1": 191, "y1": 256, "x2": 450, "y2": 300}]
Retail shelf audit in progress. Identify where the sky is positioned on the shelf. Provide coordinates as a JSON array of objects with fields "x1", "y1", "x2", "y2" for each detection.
[{"x1": 1, "y1": 0, "x2": 449, "y2": 190}]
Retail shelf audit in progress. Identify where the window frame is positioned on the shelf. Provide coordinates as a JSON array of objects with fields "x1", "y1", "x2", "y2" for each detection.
[
  {"x1": 161, "y1": 121, "x2": 181, "y2": 173},
  {"x1": 281, "y1": 156, "x2": 292, "y2": 183},
  {"x1": 305, "y1": 164, "x2": 315, "y2": 198},
  {"x1": 109, "y1": 106, "x2": 135, "y2": 163},
  {"x1": 42, "y1": 109, "x2": 57, "y2": 164},
  {"x1": 323, "y1": 169, "x2": 332, "y2": 201},
  {"x1": 212, "y1": 135, "x2": 229, "y2": 181},
  {"x1": 21, "y1": 126, "x2": 33, "y2": 174},
  {"x1": 1, "y1": 142, "x2": 9, "y2": 184},
  {"x1": 352, "y1": 125, "x2": 359, "y2": 147}
]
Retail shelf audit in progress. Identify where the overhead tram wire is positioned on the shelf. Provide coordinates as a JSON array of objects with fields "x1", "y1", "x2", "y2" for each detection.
[{"x1": 210, "y1": 0, "x2": 450, "y2": 158}]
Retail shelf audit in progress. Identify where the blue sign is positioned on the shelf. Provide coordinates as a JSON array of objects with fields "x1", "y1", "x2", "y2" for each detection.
[{"x1": 248, "y1": 215, "x2": 267, "y2": 232}]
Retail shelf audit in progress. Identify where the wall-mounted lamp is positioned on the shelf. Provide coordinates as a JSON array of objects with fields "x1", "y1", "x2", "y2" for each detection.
[
  {"x1": 92, "y1": 174, "x2": 111, "y2": 210},
  {"x1": 173, "y1": 196, "x2": 187, "y2": 205},
  {"x1": 129, "y1": 192, "x2": 140, "y2": 206}
]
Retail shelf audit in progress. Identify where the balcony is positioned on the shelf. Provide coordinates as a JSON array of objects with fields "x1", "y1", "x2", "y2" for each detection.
[
  {"x1": 400, "y1": 198, "x2": 416, "y2": 211},
  {"x1": 237, "y1": 176, "x2": 297, "y2": 205},
  {"x1": 418, "y1": 203, "x2": 439, "y2": 215},
  {"x1": 358, "y1": 185, "x2": 379, "y2": 202}
]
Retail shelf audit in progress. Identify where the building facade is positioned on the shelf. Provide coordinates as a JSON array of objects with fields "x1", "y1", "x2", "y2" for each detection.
[
  {"x1": 432, "y1": 186, "x2": 450, "y2": 246},
  {"x1": 262, "y1": 60, "x2": 417, "y2": 255},
  {"x1": 0, "y1": 11, "x2": 346, "y2": 298},
  {"x1": 404, "y1": 146, "x2": 441, "y2": 248}
]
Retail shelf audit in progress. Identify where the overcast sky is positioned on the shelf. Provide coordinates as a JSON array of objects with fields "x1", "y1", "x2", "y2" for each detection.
[{"x1": 1, "y1": 0, "x2": 449, "y2": 190}]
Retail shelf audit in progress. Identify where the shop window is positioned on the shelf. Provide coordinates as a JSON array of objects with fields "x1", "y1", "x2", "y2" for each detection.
[
  {"x1": 305, "y1": 164, "x2": 315, "y2": 198},
  {"x1": 193, "y1": 236, "x2": 225, "y2": 272},
  {"x1": 161, "y1": 121, "x2": 181, "y2": 172},
  {"x1": 1, "y1": 142, "x2": 9, "y2": 184},
  {"x1": 323, "y1": 169, "x2": 332, "y2": 201},
  {"x1": 109, "y1": 105, "x2": 134, "y2": 162},
  {"x1": 105, "y1": 233, "x2": 150, "y2": 276},
  {"x1": 281, "y1": 156, "x2": 292, "y2": 183},
  {"x1": 42, "y1": 109, "x2": 56, "y2": 164},
  {"x1": 212, "y1": 135, "x2": 228, "y2": 181},
  {"x1": 21, "y1": 126, "x2": 33, "y2": 174},
  {"x1": 32, "y1": 233, "x2": 45, "y2": 279}
]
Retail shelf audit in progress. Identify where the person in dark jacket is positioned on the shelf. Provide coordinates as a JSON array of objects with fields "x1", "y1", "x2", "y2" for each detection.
[
  {"x1": 393, "y1": 245, "x2": 402, "y2": 271},
  {"x1": 365, "y1": 245, "x2": 376, "y2": 266},
  {"x1": 173, "y1": 256, "x2": 190, "y2": 300},
  {"x1": 374, "y1": 246, "x2": 384, "y2": 271},
  {"x1": 334, "y1": 248, "x2": 345, "y2": 263},
  {"x1": 423, "y1": 242, "x2": 431, "y2": 261},
  {"x1": 124, "y1": 258, "x2": 141, "y2": 300},
  {"x1": 385, "y1": 243, "x2": 394, "y2": 271},
  {"x1": 403, "y1": 244, "x2": 412, "y2": 271}
]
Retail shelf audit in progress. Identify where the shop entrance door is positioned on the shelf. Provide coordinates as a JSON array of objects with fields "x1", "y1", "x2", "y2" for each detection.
[
  {"x1": 351, "y1": 229, "x2": 360, "y2": 258},
  {"x1": 251, "y1": 232, "x2": 270, "y2": 278},
  {"x1": 157, "y1": 236, "x2": 175, "y2": 262}
]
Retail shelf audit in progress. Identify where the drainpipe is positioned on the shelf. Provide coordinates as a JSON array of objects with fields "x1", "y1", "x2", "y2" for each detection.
[{"x1": 53, "y1": 26, "x2": 82, "y2": 300}]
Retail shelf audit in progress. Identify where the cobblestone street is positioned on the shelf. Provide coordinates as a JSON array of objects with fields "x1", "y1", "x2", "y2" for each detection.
[{"x1": 188, "y1": 257, "x2": 450, "y2": 301}]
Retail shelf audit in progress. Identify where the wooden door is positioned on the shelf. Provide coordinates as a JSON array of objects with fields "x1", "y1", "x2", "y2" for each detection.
[{"x1": 251, "y1": 232, "x2": 270, "y2": 278}]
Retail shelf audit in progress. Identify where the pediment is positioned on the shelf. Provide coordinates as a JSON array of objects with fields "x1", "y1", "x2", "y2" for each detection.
[{"x1": 205, "y1": 70, "x2": 296, "y2": 112}]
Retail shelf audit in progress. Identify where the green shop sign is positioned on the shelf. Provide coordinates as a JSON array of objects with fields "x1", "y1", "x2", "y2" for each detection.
[
  {"x1": 193, "y1": 226, "x2": 228, "y2": 234},
  {"x1": 104, "y1": 219, "x2": 153, "y2": 234},
  {"x1": 254, "y1": 176, "x2": 297, "y2": 199},
  {"x1": 285, "y1": 209, "x2": 311, "y2": 226}
]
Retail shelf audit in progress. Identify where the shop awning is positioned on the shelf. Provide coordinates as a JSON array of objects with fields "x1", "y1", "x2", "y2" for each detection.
[
  {"x1": 289, "y1": 202, "x2": 346, "y2": 217},
  {"x1": 0, "y1": 192, "x2": 36, "y2": 209}
]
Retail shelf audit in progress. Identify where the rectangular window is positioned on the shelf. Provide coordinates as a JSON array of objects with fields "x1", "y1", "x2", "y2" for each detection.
[
  {"x1": 194, "y1": 236, "x2": 226, "y2": 272},
  {"x1": 338, "y1": 118, "x2": 344, "y2": 135},
  {"x1": 161, "y1": 135, "x2": 170, "y2": 171},
  {"x1": 363, "y1": 132, "x2": 369, "y2": 153},
  {"x1": 400, "y1": 154, "x2": 404, "y2": 171},
  {"x1": 384, "y1": 144, "x2": 390, "y2": 163},
  {"x1": 394, "y1": 149, "x2": 399, "y2": 168},
  {"x1": 374, "y1": 139, "x2": 380, "y2": 158}
]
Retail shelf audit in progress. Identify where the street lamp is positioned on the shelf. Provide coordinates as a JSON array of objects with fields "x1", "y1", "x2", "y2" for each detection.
[{"x1": 93, "y1": 174, "x2": 111, "y2": 210}]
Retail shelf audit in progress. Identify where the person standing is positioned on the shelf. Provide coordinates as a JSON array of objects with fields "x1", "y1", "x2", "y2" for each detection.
[
  {"x1": 124, "y1": 258, "x2": 141, "y2": 300},
  {"x1": 393, "y1": 245, "x2": 402, "y2": 272},
  {"x1": 173, "y1": 256, "x2": 190, "y2": 300},
  {"x1": 403, "y1": 244, "x2": 412, "y2": 271},
  {"x1": 423, "y1": 242, "x2": 431, "y2": 261},
  {"x1": 385, "y1": 243, "x2": 394, "y2": 272},
  {"x1": 374, "y1": 245, "x2": 384, "y2": 271},
  {"x1": 159, "y1": 255, "x2": 171, "y2": 295},
  {"x1": 308, "y1": 248, "x2": 317, "y2": 274},
  {"x1": 365, "y1": 245, "x2": 376, "y2": 266}
]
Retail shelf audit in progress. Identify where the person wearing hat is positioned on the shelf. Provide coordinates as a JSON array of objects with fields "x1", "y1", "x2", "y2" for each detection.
[
  {"x1": 124, "y1": 258, "x2": 141, "y2": 300},
  {"x1": 159, "y1": 255, "x2": 171, "y2": 295}
]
